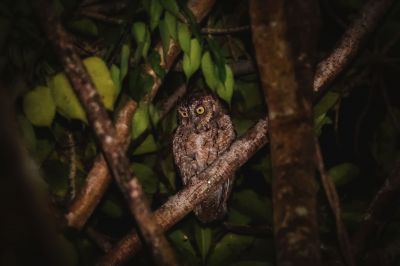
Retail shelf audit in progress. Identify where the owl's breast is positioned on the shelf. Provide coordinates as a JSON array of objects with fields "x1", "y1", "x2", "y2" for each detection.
[{"x1": 186, "y1": 129, "x2": 216, "y2": 171}]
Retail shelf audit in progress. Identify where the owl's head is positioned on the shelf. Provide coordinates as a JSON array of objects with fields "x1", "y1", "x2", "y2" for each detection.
[{"x1": 177, "y1": 92, "x2": 223, "y2": 131}]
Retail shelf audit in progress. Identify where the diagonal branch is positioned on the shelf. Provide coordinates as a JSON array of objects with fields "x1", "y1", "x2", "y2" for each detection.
[
  {"x1": 33, "y1": 1, "x2": 176, "y2": 265},
  {"x1": 66, "y1": 99, "x2": 137, "y2": 229},
  {"x1": 98, "y1": 119, "x2": 269, "y2": 265},
  {"x1": 314, "y1": 0, "x2": 394, "y2": 97}
]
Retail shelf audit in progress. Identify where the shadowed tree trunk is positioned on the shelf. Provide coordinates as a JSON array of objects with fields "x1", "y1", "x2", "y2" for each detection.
[{"x1": 250, "y1": 1, "x2": 321, "y2": 265}]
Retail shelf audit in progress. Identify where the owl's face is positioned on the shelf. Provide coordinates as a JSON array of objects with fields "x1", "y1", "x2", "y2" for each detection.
[{"x1": 177, "y1": 93, "x2": 219, "y2": 131}]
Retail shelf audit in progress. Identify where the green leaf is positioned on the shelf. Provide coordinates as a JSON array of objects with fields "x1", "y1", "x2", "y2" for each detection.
[
  {"x1": 142, "y1": 31, "x2": 151, "y2": 59},
  {"x1": 189, "y1": 38, "x2": 201, "y2": 74},
  {"x1": 149, "y1": 0, "x2": 163, "y2": 31},
  {"x1": 160, "y1": 0, "x2": 180, "y2": 16},
  {"x1": 120, "y1": 43, "x2": 130, "y2": 83},
  {"x1": 226, "y1": 208, "x2": 252, "y2": 225},
  {"x1": 132, "y1": 22, "x2": 147, "y2": 43},
  {"x1": 201, "y1": 51, "x2": 219, "y2": 90},
  {"x1": 83, "y1": 57, "x2": 118, "y2": 110},
  {"x1": 182, "y1": 53, "x2": 192, "y2": 81},
  {"x1": 216, "y1": 64, "x2": 234, "y2": 104},
  {"x1": 159, "y1": 19, "x2": 170, "y2": 56},
  {"x1": 328, "y1": 163, "x2": 359, "y2": 186},
  {"x1": 195, "y1": 224, "x2": 212, "y2": 263},
  {"x1": 133, "y1": 134, "x2": 159, "y2": 155},
  {"x1": 23, "y1": 86, "x2": 56, "y2": 127},
  {"x1": 177, "y1": 22, "x2": 191, "y2": 54},
  {"x1": 168, "y1": 230, "x2": 198, "y2": 264},
  {"x1": 110, "y1": 64, "x2": 121, "y2": 94},
  {"x1": 132, "y1": 163, "x2": 158, "y2": 195},
  {"x1": 68, "y1": 18, "x2": 98, "y2": 37},
  {"x1": 208, "y1": 234, "x2": 254, "y2": 266},
  {"x1": 231, "y1": 190, "x2": 270, "y2": 222},
  {"x1": 131, "y1": 103, "x2": 150, "y2": 139},
  {"x1": 49, "y1": 73, "x2": 87, "y2": 122},
  {"x1": 313, "y1": 91, "x2": 340, "y2": 119},
  {"x1": 164, "y1": 11, "x2": 177, "y2": 40}
]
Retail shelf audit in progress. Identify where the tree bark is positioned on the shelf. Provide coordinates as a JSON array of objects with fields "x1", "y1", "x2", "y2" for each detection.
[{"x1": 250, "y1": 1, "x2": 321, "y2": 265}]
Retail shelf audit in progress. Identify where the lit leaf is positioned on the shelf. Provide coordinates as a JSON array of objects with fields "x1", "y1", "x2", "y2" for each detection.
[
  {"x1": 177, "y1": 22, "x2": 191, "y2": 54},
  {"x1": 159, "y1": 19, "x2": 170, "y2": 56},
  {"x1": 131, "y1": 103, "x2": 150, "y2": 139},
  {"x1": 49, "y1": 73, "x2": 87, "y2": 122},
  {"x1": 195, "y1": 224, "x2": 212, "y2": 263},
  {"x1": 120, "y1": 43, "x2": 130, "y2": 84},
  {"x1": 149, "y1": 0, "x2": 163, "y2": 31},
  {"x1": 165, "y1": 11, "x2": 177, "y2": 40},
  {"x1": 201, "y1": 51, "x2": 219, "y2": 90},
  {"x1": 83, "y1": 57, "x2": 118, "y2": 110},
  {"x1": 132, "y1": 22, "x2": 147, "y2": 43},
  {"x1": 23, "y1": 86, "x2": 56, "y2": 127}
]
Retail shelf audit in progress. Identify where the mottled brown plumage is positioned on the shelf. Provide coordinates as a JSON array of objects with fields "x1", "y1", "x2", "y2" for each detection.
[{"x1": 172, "y1": 91, "x2": 235, "y2": 223}]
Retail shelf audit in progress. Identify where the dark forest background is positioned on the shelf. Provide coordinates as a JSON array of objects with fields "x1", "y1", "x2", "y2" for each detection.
[{"x1": 0, "y1": 0, "x2": 400, "y2": 265}]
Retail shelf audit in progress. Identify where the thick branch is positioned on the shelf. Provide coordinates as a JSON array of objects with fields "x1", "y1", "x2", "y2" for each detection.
[
  {"x1": 314, "y1": 0, "x2": 394, "y2": 96},
  {"x1": 66, "y1": 99, "x2": 137, "y2": 229},
  {"x1": 98, "y1": 119, "x2": 269, "y2": 265},
  {"x1": 250, "y1": 1, "x2": 320, "y2": 265},
  {"x1": 33, "y1": 1, "x2": 176, "y2": 265}
]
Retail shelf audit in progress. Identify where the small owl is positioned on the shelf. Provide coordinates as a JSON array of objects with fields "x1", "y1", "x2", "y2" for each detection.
[{"x1": 172, "y1": 91, "x2": 235, "y2": 223}]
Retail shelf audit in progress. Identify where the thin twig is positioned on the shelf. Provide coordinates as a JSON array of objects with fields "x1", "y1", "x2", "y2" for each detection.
[
  {"x1": 315, "y1": 142, "x2": 355, "y2": 266},
  {"x1": 201, "y1": 25, "x2": 250, "y2": 35},
  {"x1": 66, "y1": 132, "x2": 77, "y2": 201}
]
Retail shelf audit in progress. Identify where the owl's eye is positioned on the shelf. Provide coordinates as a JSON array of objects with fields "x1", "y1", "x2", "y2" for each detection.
[
  {"x1": 196, "y1": 106, "x2": 205, "y2": 115},
  {"x1": 179, "y1": 110, "x2": 189, "y2": 117}
]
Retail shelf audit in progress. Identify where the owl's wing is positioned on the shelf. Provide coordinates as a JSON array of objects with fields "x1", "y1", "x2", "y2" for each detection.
[
  {"x1": 216, "y1": 114, "x2": 236, "y2": 155},
  {"x1": 172, "y1": 128, "x2": 196, "y2": 185}
]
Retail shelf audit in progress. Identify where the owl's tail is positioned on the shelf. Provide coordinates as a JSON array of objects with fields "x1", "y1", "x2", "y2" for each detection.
[{"x1": 193, "y1": 176, "x2": 233, "y2": 223}]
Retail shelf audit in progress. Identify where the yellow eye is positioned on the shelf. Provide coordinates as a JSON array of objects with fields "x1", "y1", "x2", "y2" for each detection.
[
  {"x1": 196, "y1": 106, "x2": 205, "y2": 115},
  {"x1": 179, "y1": 110, "x2": 188, "y2": 117}
]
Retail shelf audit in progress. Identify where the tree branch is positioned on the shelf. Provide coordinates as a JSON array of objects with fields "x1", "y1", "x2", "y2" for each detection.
[
  {"x1": 33, "y1": 1, "x2": 176, "y2": 265},
  {"x1": 98, "y1": 119, "x2": 269, "y2": 265},
  {"x1": 314, "y1": 0, "x2": 394, "y2": 97},
  {"x1": 66, "y1": 99, "x2": 137, "y2": 229},
  {"x1": 250, "y1": 1, "x2": 321, "y2": 265}
]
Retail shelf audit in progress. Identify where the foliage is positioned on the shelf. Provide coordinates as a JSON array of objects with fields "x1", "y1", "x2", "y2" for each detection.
[{"x1": 2, "y1": 0, "x2": 400, "y2": 265}]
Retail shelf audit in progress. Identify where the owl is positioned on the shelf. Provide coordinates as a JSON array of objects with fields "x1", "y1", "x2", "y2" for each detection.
[{"x1": 172, "y1": 91, "x2": 236, "y2": 223}]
